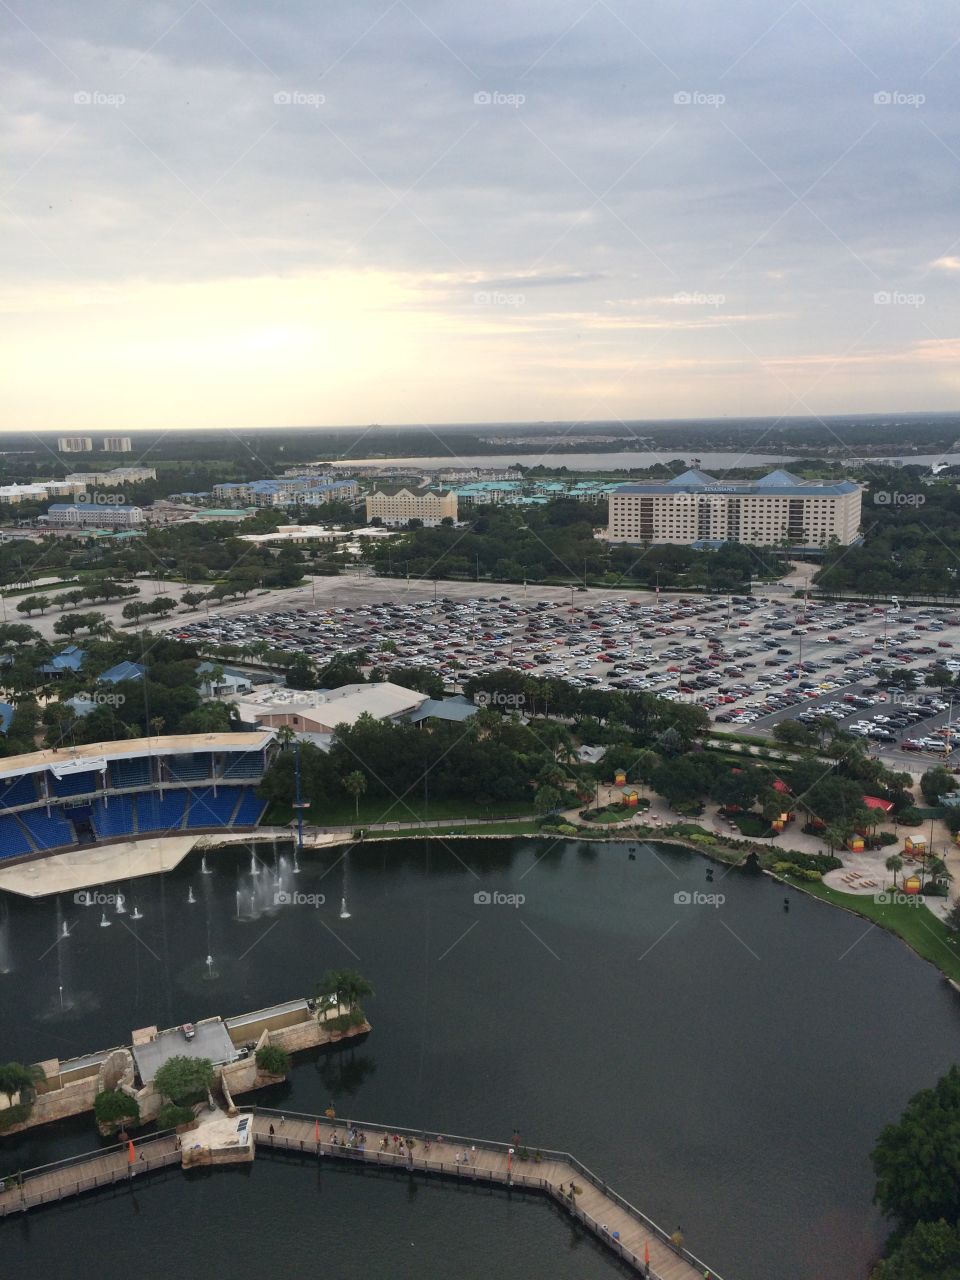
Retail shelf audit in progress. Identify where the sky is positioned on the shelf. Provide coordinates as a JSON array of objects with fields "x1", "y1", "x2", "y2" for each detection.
[{"x1": 2, "y1": 1, "x2": 959, "y2": 431}]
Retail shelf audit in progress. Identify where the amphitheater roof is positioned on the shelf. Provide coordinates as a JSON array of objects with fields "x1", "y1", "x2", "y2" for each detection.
[{"x1": 0, "y1": 730, "x2": 276, "y2": 780}]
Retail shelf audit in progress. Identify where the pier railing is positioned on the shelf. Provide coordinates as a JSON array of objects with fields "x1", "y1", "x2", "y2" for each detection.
[
  {"x1": 0, "y1": 1130, "x2": 179, "y2": 1215},
  {"x1": 250, "y1": 1107, "x2": 724, "y2": 1280}
]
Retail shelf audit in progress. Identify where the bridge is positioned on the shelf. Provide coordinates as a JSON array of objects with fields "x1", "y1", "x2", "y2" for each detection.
[{"x1": 0, "y1": 1108, "x2": 725, "y2": 1280}]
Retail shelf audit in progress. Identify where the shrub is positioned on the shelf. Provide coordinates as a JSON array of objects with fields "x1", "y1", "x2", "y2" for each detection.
[
  {"x1": 156, "y1": 1103, "x2": 195, "y2": 1130},
  {"x1": 255, "y1": 1045, "x2": 291, "y2": 1076},
  {"x1": 94, "y1": 1089, "x2": 139, "y2": 1128}
]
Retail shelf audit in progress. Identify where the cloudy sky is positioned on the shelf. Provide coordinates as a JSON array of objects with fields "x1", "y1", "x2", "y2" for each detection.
[{"x1": 2, "y1": 1, "x2": 959, "y2": 430}]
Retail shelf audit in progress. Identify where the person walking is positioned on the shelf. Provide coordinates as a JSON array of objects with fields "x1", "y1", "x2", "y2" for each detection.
[{"x1": 268, "y1": 1123, "x2": 275, "y2": 1136}]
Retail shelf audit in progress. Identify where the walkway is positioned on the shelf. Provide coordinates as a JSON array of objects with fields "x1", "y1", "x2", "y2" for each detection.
[
  {"x1": 0, "y1": 1133, "x2": 180, "y2": 1214},
  {"x1": 251, "y1": 1110, "x2": 720, "y2": 1280}
]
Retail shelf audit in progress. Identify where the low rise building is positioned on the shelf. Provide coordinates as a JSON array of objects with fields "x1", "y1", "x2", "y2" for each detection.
[
  {"x1": 42, "y1": 503, "x2": 145, "y2": 530},
  {"x1": 64, "y1": 467, "x2": 156, "y2": 486}
]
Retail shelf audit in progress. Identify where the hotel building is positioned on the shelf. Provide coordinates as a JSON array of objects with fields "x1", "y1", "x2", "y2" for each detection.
[
  {"x1": 365, "y1": 487, "x2": 458, "y2": 527},
  {"x1": 607, "y1": 469, "x2": 862, "y2": 549}
]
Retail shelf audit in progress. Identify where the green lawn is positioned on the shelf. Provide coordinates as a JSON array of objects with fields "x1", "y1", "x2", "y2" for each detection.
[
  {"x1": 785, "y1": 876, "x2": 960, "y2": 983},
  {"x1": 264, "y1": 795, "x2": 535, "y2": 828}
]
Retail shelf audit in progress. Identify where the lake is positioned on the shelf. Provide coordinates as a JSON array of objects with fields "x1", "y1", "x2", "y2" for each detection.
[{"x1": 2, "y1": 837, "x2": 959, "y2": 1280}]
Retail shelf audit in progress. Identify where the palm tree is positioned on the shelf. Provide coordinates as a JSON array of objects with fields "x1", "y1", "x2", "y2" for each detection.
[
  {"x1": 316, "y1": 969, "x2": 374, "y2": 1019},
  {"x1": 342, "y1": 770, "x2": 367, "y2": 821},
  {"x1": 885, "y1": 854, "x2": 904, "y2": 889},
  {"x1": 275, "y1": 724, "x2": 295, "y2": 749}
]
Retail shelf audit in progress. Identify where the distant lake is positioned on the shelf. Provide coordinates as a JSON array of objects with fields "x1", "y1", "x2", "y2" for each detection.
[
  {"x1": 2, "y1": 837, "x2": 960, "y2": 1279},
  {"x1": 336, "y1": 451, "x2": 960, "y2": 473}
]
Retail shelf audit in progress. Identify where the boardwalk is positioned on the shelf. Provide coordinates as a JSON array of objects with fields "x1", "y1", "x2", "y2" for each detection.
[
  {"x1": 0, "y1": 1113, "x2": 725, "y2": 1280},
  {"x1": 251, "y1": 1110, "x2": 721, "y2": 1280},
  {"x1": 0, "y1": 1133, "x2": 180, "y2": 1214}
]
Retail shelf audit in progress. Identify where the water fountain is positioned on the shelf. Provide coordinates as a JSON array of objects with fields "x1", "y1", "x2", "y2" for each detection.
[
  {"x1": 250, "y1": 851, "x2": 260, "y2": 876},
  {"x1": 203, "y1": 953, "x2": 219, "y2": 980},
  {"x1": 187, "y1": 886, "x2": 196, "y2": 904},
  {"x1": 339, "y1": 897, "x2": 351, "y2": 920},
  {"x1": 61, "y1": 919, "x2": 70, "y2": 938},
  {"x1": 293, "y1": 849, "x2": 301, "y2": 874},
  {"x1": 115, "y1": 892, "x2": 126, "y2": 915},
  {"x1": 201, "y1": 854, "x2": 212, "y2": 875},
  {"x1": 236, "y1": 889, "x2": 241, "y2": 920},
  {"x1": 131, "y1": 905, "x2": 144, "y2": 921},
  {"x1": 100, "y1": 912, "x2": 111, "y2": 928}
]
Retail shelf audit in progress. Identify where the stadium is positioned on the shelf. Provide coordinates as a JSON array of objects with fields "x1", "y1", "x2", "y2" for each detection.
[{"x1": 0, "y1": 731, "x2": 276, "y2": 862}]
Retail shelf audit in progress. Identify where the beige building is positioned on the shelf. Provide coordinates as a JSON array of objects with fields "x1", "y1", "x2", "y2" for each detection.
[
  {"x1": 365, "y1": 487, "x2": 457, "y2": 527},
  {"x1": 102, "y1": 436, "x2": 133, "y2": 452},
  {"x1": 607, "y1": 469, "x2": 862, "y2": 548},
  {"x1": 57, "y1": 437, "x2": 93, "y2": 453}
]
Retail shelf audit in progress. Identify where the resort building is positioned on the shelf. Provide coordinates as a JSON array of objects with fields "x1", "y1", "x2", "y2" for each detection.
[
  {"x1": 57, "y1": 437, "x2": 93, "y2": 453},
  {"x1": 101, "y1": 436, "x2": 132, "y2": 452},
  {"x1": 606, "y1": 469, "x2": 862, "y2": 549},
  {"x1": 212, "y1": 477, "x2": 359, "y2": 508},
  {"x1": 42, "y1": 503, "x2": 145, "y2": 530},
  {"x1": 64, "y1": 467, "x2": 156, "y2": 486},
  {"x1": 365, "y1": 487, "x2": 458, "y2": 527}
]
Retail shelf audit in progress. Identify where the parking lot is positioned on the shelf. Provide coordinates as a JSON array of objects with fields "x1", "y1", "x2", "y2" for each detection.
[{"x1": 167, "y1": 579, "x2": 960, "y2": 770}]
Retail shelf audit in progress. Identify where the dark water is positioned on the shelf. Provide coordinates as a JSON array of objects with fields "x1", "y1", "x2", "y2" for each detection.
[{"x1": 2, "y1": 837, "x2": 960, "y2": 1280}]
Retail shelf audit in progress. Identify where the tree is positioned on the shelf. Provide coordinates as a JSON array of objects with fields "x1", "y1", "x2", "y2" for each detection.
[
  {"x1": 342, "y1": 770, "x2": 367, "y2": 820},
  {"x1": 535, "y1": 784, "x2": 563, "y2": 814},
  {"x1": 182, "y1": 590, "x2": 207, "y2": 609},
  {"x1": 156, "y1": 1103, "x2": 196, "y2": 1129},
  {"x1": 15, "y1": 595, "x2": 50, "y2": 616},
  {"x1": 153, "y1": 1055, "x2": 215, "y2": 1105},
  {"x1": 94, "y1": 1089, "x2": 139, "y2": 1129},
  {"x1": 872, "y1": 1064, "x2": 960, "y2": 1229},
  {"x1": 885, "y1": 855, "x2": 904, "y2": 888},
  {"x1": 255, "y1": 1045, "x2": 290, "y2": 1076},
  {"x1": 920, "y1": 767, "x2": 958, "y2": 806},
  {"x1": 316, "y1": 970, "x2": 374, "y2": 1026},
  {"x1": 873, "y1": 1218, "x2": 960, "y2": 1279}
]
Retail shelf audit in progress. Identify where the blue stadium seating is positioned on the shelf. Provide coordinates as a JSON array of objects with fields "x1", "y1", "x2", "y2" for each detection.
[
  {"x1": 0, "y1": 774, "x2": 38, "y2": 810},
  {"x1": 222, "y1": 752, "x2": 264, "y2": 780},
  {"x1": 110, "y1": 757, "x2": 152, "y2": 789},
  {"x1": 187, "y1": 788, "x2": 238, "y2": 828},
  {"x1": 49, "y1": 770, "x2": 101, "y2": 798},
  {"x1": 233, "y1": 788, "x2": 266, "y2": 826},
  {"x1": 91, "y1": 794, "x2": 135, "y2": 840},
  {"x1": 0, "y1": 815, "x2": 33, "y2": 859},
  {"x1": 167, "y1": 754, "x2": 213, "y2": 784},
  {"x1": 135, "y1": 789, "x2": 188, "y2": 833},
  {"x1": 19, "y1": 807, "x2": 74, "y2": 851}
]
